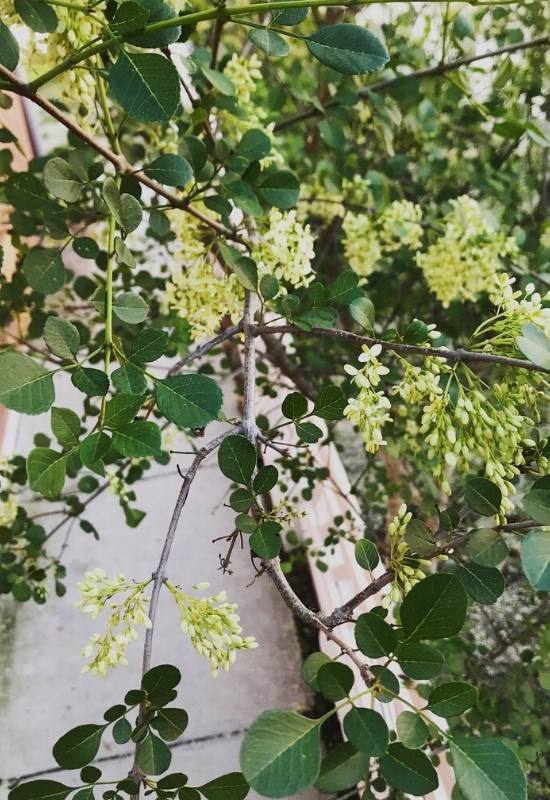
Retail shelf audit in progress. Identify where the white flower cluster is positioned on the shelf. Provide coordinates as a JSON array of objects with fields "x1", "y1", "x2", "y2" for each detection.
[
  {"x1": 344, "y1": 344, "x2": 392, "y2": 454},
  {"x1": 485, "y1": 275, "x2": 550, "y2": 348},
  {"x1": 162, "y1": 211, "x2": 243, "y2": 340},
  {"x1": 221, "y1": 54, "x2": 268, "y2": 136},
  {"x1": 251, "y1": 209, "x2": 316, "y2": 291},
  {"x1": 76, "y1": 569, "x2": 152, "y2": 677},
  {"x1": 166, "y1": 580, "x2": 257, "y2": 677},
  {"x1": 382, "y1": 504, "x2": 429, "y2": 609},
  {"x1": 416, "y1": 196, "x2": 518, "y2": 307},
  {"x1": 342, "y1": 199, "x2": 423, "y2": 281}
]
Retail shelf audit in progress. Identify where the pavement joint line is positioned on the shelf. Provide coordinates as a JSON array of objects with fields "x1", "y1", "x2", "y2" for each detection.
[{"x1": 3, "y1": 727, "x2": 248, "y2": 787}]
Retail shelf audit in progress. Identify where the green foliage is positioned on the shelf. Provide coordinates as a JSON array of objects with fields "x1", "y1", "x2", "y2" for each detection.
[
  {"x1": 306, "y1": 24, "x2": 389, "y2": 75},
  {"x1": 0, "y1": 352, "x2": 54, "y2": 414},
  {"x1": 109, "y1": 51, "x2": 181, "y2": 122}
]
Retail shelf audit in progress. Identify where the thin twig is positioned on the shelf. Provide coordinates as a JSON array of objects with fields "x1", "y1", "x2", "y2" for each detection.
[
  {"x1": 241, "y1": 292, "x2": 257, "y2": 441},
  {"x1": 167, "y1": 322, "x2": 244, "y2": 376},
  {"x1": 253, "y1": 324, "x2": 550, "y2": 375},
  {"x1": 274, "y1": 35, "x2": 550, "y2": 131}
]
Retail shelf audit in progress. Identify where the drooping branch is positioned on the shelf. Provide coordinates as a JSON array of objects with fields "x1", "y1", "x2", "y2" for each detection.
[
  {"x1": 274, "y1": 35, "x2": 550, "y2": 131},
  {"x1": 0, "y1": 64, "x2": 240, "y2": 242}
]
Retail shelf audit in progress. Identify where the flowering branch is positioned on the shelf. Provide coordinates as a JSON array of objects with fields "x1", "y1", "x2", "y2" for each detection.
[
  {"x1": 274, "y1": 34, "x2": 550, "y2": 131},
  {"x1": 253, "y1": 324, "x2": 550, "y2": 374}
]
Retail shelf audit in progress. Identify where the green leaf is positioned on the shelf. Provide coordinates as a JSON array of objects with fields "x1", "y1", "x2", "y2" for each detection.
[
  {"x1": 250, "y1": 525, "x2": 281, "y2": 559},
  {"x1": 200, "y1": 65, "x2": 235, "y2": 95},
  {"x1": 516, "y1": 322, "x2": 550, "y2": 369},
  {"x1": 295, "y1": 421, "x2": 323, "y2": 443},
  {"x1": 313, "y1": 384, "x2": 346, "y2": 420},
  {"x1": 253, "y1": 465, "x2": 278, "y2": 494},
  {"x1": 405, "y1": 519, "x2": 436, "y2": 556},
  {"x1": 396, "y1": 711, "x2": 429, "y2": 749},
  {"x1": 109, "y1": 50, "x2": 180, "y2": 123},
  {"x1": 53, "y1": 724, "x2": 105, "y2": 769},
  {"x1": 0, "y1": 22, "x2": 20, "y2": 71},
  {"x1": 427, "y1": 681, "x2": 477, "y2": 717},
  {"x1": 5, "y1": 172, "x2": 47, "y2": 209},
  {"x1": 520, "y1": 530, "x2": 550, "y2": 590},
  {"x1": 128, "y1": 0, "x2": 181, "y2": 47},
  {"x1": 457, "y1": 563, "x2": 504, "y2": 605},
  {"x1": 401, "y1": 573, "x2": 467, "y2": 641},
  {"x1": 240, "y1": 709, "x2": 321, "y2": 797},
  {"x1": 354, "y1": 538, "x2": 379, "y2": 570},
  {"x1": 464, "y1": 477, "x2": 502, "y2": 516},
  {"x1": 396, "y1": 642, "x2": 444, "y2": 680},
  {"x1": 144, "y1": 154, "x2": 192, "y2": 187},
  {"x1": 103, "y1": 394, "x2": 143, "y2": 429},
  {"x1": 127, "y1": 329, "x2": 168, "y2": 363},
  {"x1": 44, "y1": 316, "x2": 80, "y2": 360},
  {"x1": 113, "y1": 363, "x2": 148, "y2": 395},
  {"x1": 522, "y1": 488, "x2": 550, "y2": 524},
  {"x1": 343, "y1": 707, "x2": 388, "y2": 757},
  {"x1": 282, "y1": 392, "x2": 307, "y2": 420},
  {"x1": 51, "y1": 407, "x2": 80, "y2": 448},
  {"x1": 229, "y1": 488, "x2": 254, "y2": 512},
  {"x1": 317, "y1": 661, "x2": 354, "y2": 701},
  {"x1": 314, "y1": 743, "x2": 369, "y2": 793},
  {"x1": 307, "y1": 24, "x2": 389, "y2": 75},
  {"x1": 355, "y1": 611, "x2": 397, "y2": 657},
  {"x1": 152, "y1": 707, "x2": 189, "y2": 741},
  {"x1": 44, "y1": 157, "x2": 82, "y2": 203},
  {"x1": 465, "y1": 528, "x2": 507, "y2": 567},
  {"x1": 236, "y1": 129, "x2": 271, "y2": 162},
  {"x1": 23, "y1": 248, "x2": 66, "y2": 294},
  {"x1": 72, "y1": 368, "x2": 109, "y2": 397},
  {"x1": 257, "y1": 171, "x2": 299, "y2": 209},
  {"x1": 218, "y1": 435, "x2": 257, "y2": 484},
  {"x1": 199, "y1": 773, "x2": 249, "y2": 800},
  {"x1": 249, "y1": 29, "x2": 289, "y2": 57},
  {"x1": 136, "y1": 733, "x2": 172, "y2": 775},
  {"x1": 232, "y1": 257, "x2": 258, "y2": 292},
  {"x1": 349, "y1": 296, "x2": 375, "y2": 330},
  {"x1": 260, "y1": 274, "x2": 279, "y2": 300},
  {"x1": 112, "y1": 718, "x2": 132, "y2": 744},
  {"x1": 113, "y1": 421, "x2": 161, "y2": 458},
  {"x1": 113, "y1": 292, "x2": 149, "y2": 324},
  {"x1": 142, "y1": 663, "x2": 181, "y2": 694},
  {"x1": 380, "y1": 743, "x2": 438, "y2": 796},
  {"x1": 80, "y1": 432, "x2": 111, "y2": 472},
  {"x1": 14, "y1": 0, "x2": 57, "y2": 32},
  {"x1": 450, "y1": 736, "x2": 527, "y2": 800},
  {"x1": 0, "y1": 351, "x2": 54, "y2": 414},
  {"x1": 23, "y1": 447, "x2": 65, "y2": 498},
  {"x1": 155, "y1": 374, "x2": 222, "y2": 428},
  {"x1": 9, "y1": 782, "x2": 73, "y2": 800},
  {"x1": 300, "y1": 651, "x2": 331, "y2": 692},
  {"x1": 111, "y1": 1, "x2": 149, "y2": 35}
]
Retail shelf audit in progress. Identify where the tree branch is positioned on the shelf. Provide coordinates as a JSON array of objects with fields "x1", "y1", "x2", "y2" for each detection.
[
  {"x1": 241, "y1": 291, "x2": 257, "y2": 441},
  {"x1": 253, "y1": 324, "x2": 550, "y2": 375},
  {"x1": 274, "y1": 35, "x2": 550, "y2": 131},
  {"x1": 167, "y1": 322, "x2": 244, "y2": 377},
  {"x1": 0, "y1": 64, "x2": 240, "y2": 242}
]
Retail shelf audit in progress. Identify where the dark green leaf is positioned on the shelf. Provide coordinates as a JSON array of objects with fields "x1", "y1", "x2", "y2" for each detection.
[
  {"x1": 396, "y1": 642, "x2": 444, "y2": 680},
  {"x1": 465, "y1": 528, "x2": 507, "y2": 567},
  {"x1": 427, "y1": 681, "x2": 477, "y2": 717},
  {"x1": 80, "y1": 432, "x2": 111, "y2": 472},
  {"x1": 343, "y1": 707, "x2": 388, "y2": 757},
  {"x1": 113, "y1": 363, "x2": 148, "y2": 395},
  {"x1": 282, "y1": 392, "x2": 307, "y2": 420},
  {"x1": 355, "y1": 611, "x2": 397, "y2": 657},
  {"x1": 236, "y1": 129, "x2": 271, "y2": 162},
  {"x1": 457, "y1": 563, "x2": 505, "y2": 605},
  {"x1": 349, "y1": 296, "x2": 375, "y2": 330},
  {"x1": 401, "y1": 573, "x2": 467, "y2": 640},
  {"x1": 152, "y1": 708, "x2": 189, "y2": 741},
  {"x1": 44, "y1": 316, "x2": 79, "y2": 360},
  {"x1": 0, "y1": 351, "x2": 54, "y2": 414},
  {"x1": 295, "y1": 421, "x2": 322, "y2": 443},
  {"x1": 450, "y1": 736, "x2": 526, "y2": 800},
  {"x1": 14, "y1": 0, "x2": 57, "y2": 31},
  {"x1": 144, "y1": 154, "x2": 192, "y2": 187},
  {"x1": 142, "y1": 664, "x2": 181, "y2": 694},
  {"x1": 521, "y1": 529, "x2": 550, "y2": 591},
  {"x1": 300, "y1": 651, "x2": 331, "y2": 692},
  {"x1": 354, "y1": 538, "x2": 379, "y2": 570},
  {"x1": 23, "y1": 248, "x2": 66, "y2": 294},
  {"x1": 257, "y1": 171, "x2": 299, "y2": 209},
  {"x1": 307, "y1": 24, "x2": 389, "y2": 75},
  {"x1": 53, "y1": 724, "x2": 105, "y2": 769},
  {"x1": 240, "y1": 709, "x2": 321, "y2": 797},
  {"x1": 522, "y1": 488, "x2": 550, "y2": 525},
  {"x1": 313, "y1": 385, "x2": 346, "y2": 420},
  {"x1": 314, "y1": 743, "x2": 369, "y2": 793},
  {"x1": 127, "y1": 329, "x2": 168, "y2": 363},
  {"x1": 109, "y1": 51, "x2": 180, "y2": 123},
  {"x1": 51, "y1": 407, "x2": 80, "y2": 448},
  {"x1": 218, "y1": 435, "x2": 256, "y2": 484},
  {"x1": 405, "y1": 519, "x2": 436, "y2": 556},
  {"x1": 249, "y1": 29, "x2": 289, "y2": 57},
  {"x1": 232, "y1": 257, "x2": 258, "y2": 291},
  {"x1": 253, "y1": 465, "x2": 278, "y2": 494},
  {"x1": 72, "y1": 368, "x2": 109, "y2": 397},
  {"x1": 464, "y1": 477, "x2": 502, "y2": 517},
  {"x1": 104, "y1": 394, "x2": 143, "y2": 429},
  {"x1": 136, "y1": 733, "x2": 172, "y2": 775},
  {"x1": 516, "y1": 322, "x2": 550, "y2": 369},
  {"x1": 113, "y1": 718, "x2": 132, "y2": 744},
  {"x1": 113, "y1": 421, "x2": 161, "y2": 458},
  {"x1": 396, "y1": 711, "x2": 429, "y2": 749},
  {"x1": 27, "y1": 448, "x2": 67, "y2": 498},
  {"x1": 0, "y1": 21, "x2": 19, "y2": 70},
  {"x1": 198, "y1": 773, "x2": 249, "y2": 800},
  {"x1": 250, "y1": 525, "x2": 281, "y2": 559},
  {"x1": 155, "y1": 374, "x2": 222, "y2": 428},
  {"x1": 380, "y1": 743, "x2": 438, "y2": 796},
  {"x1": 111, "y1": 1, "x2": 149, "y2": 35},
  {"x1": 9, "y1": 782, "x2": 73, "y2": 800},
  {"x1": 113, "y1": 292, "x2": 149, "y2": 324},
  {"x1": 44, "y1": 157, "x2": 81, "y2": 202},
  {"x1": 317, "y1": 661, "x2": 354, "y2": 701}
]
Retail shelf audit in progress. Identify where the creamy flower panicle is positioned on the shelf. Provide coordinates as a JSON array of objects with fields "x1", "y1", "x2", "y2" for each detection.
[
  {"x1": 166, "y1": 580, "x2": 257, "y2": 677},
  {"x1": 251, "y1": 209, "x2": 316, "y2": 291},
  {"x1": 343, "y1": 344, "x2": 392, "y2": 453}
]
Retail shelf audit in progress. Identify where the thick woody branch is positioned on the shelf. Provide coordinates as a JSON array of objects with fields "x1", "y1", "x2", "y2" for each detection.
[
  {"x1": 253, "y1": 324, "x2": 550, "y2": 375},
  {"x1": 0, "y1": 64, "x2": 240, "y2": 242},
  {"x1": 274, "y1": 35, "x2": 550, "y2": 131}
]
